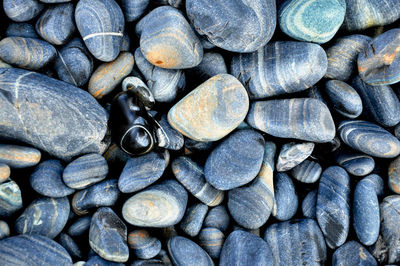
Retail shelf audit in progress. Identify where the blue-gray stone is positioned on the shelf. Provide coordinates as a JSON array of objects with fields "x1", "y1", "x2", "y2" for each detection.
[
  {"x1": 179, "y1": 203, "x2": 208, "y2": 237},
  {"x1": 3, "y1": 0, "x2": 43, "y2": 22},
  {"x1": 168, "y1": 236, "x2": 213, "y2": 266},
  {"x1": 272, "y1": 172, "x2": 298, "y2": 221},
  {"x1": 157, "y1": 114, "x2": 184, "y2": 150},
  {"x1": 86, "y1": 255, "x2": 125, "y2": 266},
  {"x1": 67, "y1": 215, "x2": 91, "y2": 237},
  {"x1": 380, "y1": 195, "x2": 400, "y2": 264},
  {"x1": 0, "y1": 220, "x2": 10, "y2": 240},
  {"x1": 291, "y1": 160, "x2": 322, "y2": 183},
  {"x1": 368, "y1": 235, "x2": 389, "y2": 265},
  {"x1": 363, "y1": 174, "x2": 384, "y2": 198},
  {"x1": 302, "y1": 189, "x2": 317, "y2": 218},
  {"x1": 276, "y1": 142, "x2": 314, "y2": 172},
  {"x1": 336, "y1": 150, "x2": 375, "y2": 176},
  {"x1": 128, "y1": 229, "x2": 161, "y2": 260},
  {"x1": 122, "y1": 0, "x2": 149, "y2": 22},
  {"x1": 203, "y1": 206, "x2": 230, "y2": 232},
  {"x1": 0, "y1": 179, "x2": 22, "y2": 218},
  {"x1": 332, "y1": 241, "x2": 377, "y2": 266},
  {"x1": 59, "y1": 233, "x2": 82, "y2": 259},
  {"x1": 198, "y1": 227, "x2": 224, "y2": 259},
  {"x1": 6, "y1": 23, "x2": 39, "y2": 39},
  {"x1": 187, "y1": 52, "x2": 227, "y2": 84}
]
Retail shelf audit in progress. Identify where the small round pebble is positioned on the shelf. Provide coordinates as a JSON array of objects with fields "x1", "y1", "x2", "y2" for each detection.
[
  {"x1": 0, "y1": 144, "x2": 41, "y2": 168},
  {"x1": 128, "y1": 229, "x2": 161, "y2": 259},
  {"x1": 276, "y1": 142, "x2": 314, "y2": 172},
  {"x1": 332, "y1": 241, "x2": 377, "y2": 266},
  {"x1": 168, "y1": 236, "x2": 214, "y2": 266},
  {"x1": 179, "y1": 203, "x2": 208, "y2": 237},
  {"x1": 291, "y1": 160, "x2": 322, "y2": 183},
  {"x1": 336, "y1": 151, "x2": 375, "y2": 176}
]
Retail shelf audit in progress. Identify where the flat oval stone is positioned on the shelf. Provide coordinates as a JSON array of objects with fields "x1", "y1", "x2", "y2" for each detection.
[
  {"x1": 205, "y1": 129, "x2": 265, "y2": 190},
  {"x1": 68, "y1": 215, "x2": 91, "y2": 237},
  {"x1": 0, "y1": 68, "x2": 109, "y2": 161},
  {"x1": 63, "y1": 153, "x2": 108, "y2": 190},
  {"x1": 198, "y1": 227, "x2": 224, "y2": 259},
  {"x1": 0, "y1": 164, "x2": 10, "y2": 183},
  {"x1": 30, "y1": 159, "x2": 74, "y2": 198},
  {"x1": 122, "y1": 0, "x2": 149, "y2": 22},
  {"x1": 90, "y1": 207, "x2": 129, "y2": 263},
  {"x1": 122, "y1": 179, "x2": 188, "y2": 227},
  {"x1": 332, "y1": 241, "x2": 377, "y2": 266},
  {"x1": 186, "y1": 0, "x2": 276, "y2": 53},
  {"x1": 156, "y1": 114, "x2": 184, "y2": 150},
  {"x1": 380, "y1": 195, "x2": 400, "y2": 264},
  {"x1": 272, "y1": 172, "x2": 298, "y2": 221},
  {"x1": 317, "y1": 166, "x2": 350, "y2": 249},
  {"x1": 302, "y1": 189, "x2": 317, "y2": 218},
  {"x1": 0, "y1": 144, "x2": 41, "y2": 168},
  {"x1": 264, "y1": 219, "x2": 327, "y2": 265},
  {"x1": 139, "y1": 6, "x2": 203, "y2": 69},
  {"x1": 325, "y1": 80, "x2": 363, "y2": 118},
  {"x1": 203, "y1": 206, "x2": 230, "y2": 232},
  {"x1": 168, "y1": 74, "x2": 249, "y2": 142},
  {"x1": 247, "y1": 98, "x2": 335, "y2": 143},
  {"x1": 187, "y1": 52, "x2": 227, "y2": 84},
  {"x1": 389, "y1": 156, "x2": 400, "y2": 194},
  {"x1": 168, "y1": 236, "x2": 213, "y2": 266},
  {"x1": 128, "y1": 229, "x2": 161, "y2": 259},
  {"x1": 0, "y1": 179, "x2": 22, "y2": 217},
  {"x1": 59, "y1": 233, "x2": 82, "y2": 259},
  {"x1": 119, "y1": 150, "x2": 168, "y2": 193},
  {"x1": 338, "y1": 120, "x2": 400, "y2": 158},
  {"x1": 3, "y1": 0, "x2": 43, "y2": 22},
  {"x1": 325, "y1": 34, "x2": 371, "y2": 81},
  {"x1": 0, "y1": 235, "x2": 72, "y2": 266},
  {"x1": 180, "y1": 203, "x2": 208, "y2": 237},
  {"x1": 231, "y1": 41, "x2": 327, "y2": 99},
  {"x1": 276, "y1": 142, "x2": 314, "y2": 172},
  {"x1": 291, "y1": 160, "x2": 322, "y2": 183},
  {"x1": 6, "y1": 23, "x2": 39, "y2": 38},
  {"x1": 0, "y1": 220, "x2": 10, "y2": 240},
  {"x1": 88, "y1": 52, "x2": 134, "y2": 99},
  {"x1": 279, "y1": 0, "x2": 345, "y2": 43},
  {"x1": 336, "y1": 150, "x2": 375, "y2": 176},
  {"x1": 75, "y1": 0, "x2": 124, "y2": 62}
]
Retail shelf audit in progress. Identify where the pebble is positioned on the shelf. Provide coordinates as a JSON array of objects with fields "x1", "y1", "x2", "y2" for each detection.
[
  {"x1": 6, "y1": 23, "x2": 39, "y2": 39},
  {"x1": 204, "y1": 129, "x2": 265, "y2": 190},
  {"x1": 368, "y1": 234, "x2": 388, "y2": 265},
  {"x1": 336, "y1": 150, "x2": 375, "y2": 176},
  {"x1": 30, "y1": 159, "x2": 74, "y2": 198},
  {"x1": 338, "y1": 120, "x2": 400, "y2": 158},
  {"x1": 0, "y1": 144, "x2": 41, "y2": 168},
  {"x1": 264, "y1": 219, "x2": 327, "y2": 265},
  {"x1": 247, "y1": 98, "x2": 335, "y2": 143},
  {"x1": 198, "y1": 227, "x2": 225, "y2": 259},
  {"x1": 119, "y1": 150, "x2": 168, "y2": 193},
  {"x1": 67, "y1": 215, "x2": 91, "y2": 237},
  {"x1": 302, "y1": 189, "x2": 317, "y2": 218},
  {"x1": 187, "y1": 52, "x2": 227, "y2": 84},
  {"x1": 278, "y1": 0, "x2": 346, "y2": 43},
  {"x1": 0, "y1": 180, "x2": 22, "y2": 217},
  {"x1": 156, "y1": 114, "x2": 184, "y2": 150},
  {"x1": 203, "y1": 206, "x2": 230, "y2": 232},
  {"x1": 128, "y1": 229, "x2": 161, "y2": 259},
  {"x1": 325, "y1": 80, "x2": 363, "y2": 118},
  {"x1": 389, "y1": 156, "x2": 400, "y2": 194},
  {"x1": 63, "y1": 153, "x2": 109, "y2": 190},
  {"x1": 180, "y1": 203, "x2": 208, "y2": 237},
  {"x1": 0, "y1": 164, "x2": 10, "y2": 183},
  {"x1": 0, "y1": 235, "x2": 72, "y2": 266},
  {"x1": 276, "y1": 142, "x2": 314, "y2": 172},
  {"x1": 231, "y1": 41, "x2": 327, "y2": 99},
  {"x1": 122, "y1": 0, "x2": 149, "y2": 22},
  {"x1": 122, "y1": 179, "x2": 188, "y2": 227},
  {"x1": 139, "y1": 6, "x2": 203, "y2": 69},
  {"x1": 380, "y1": 195, "x2": 400, "y2": 264},
  {"x1": 364, "y1": 174, "x2": 385, "y2": 198},
  {"x1": 168, "y1": 236, "x2": 213, "y2": 266},
  {"x1": 59, "y1": 233, "x2": 82, "y2": 259},
  {"x1": 317, "y1": 166, "x2": 350, "y2": 249},
  {"x1": 272, "y1": 172, "x2": 298, "y2": 221},
  {"x1": 3, "y1": 0, "x2": 43, "y2": 22},
  {"x1": 75, "y1": 0, "x2": 125, "y2": 62},
  {"x1": 332, "y1": 241, "x2": 377, "y2": 266},
  {"x1": 186, "y1": 0, "x2": 276, "y2": 53},
  {"x1": 88, "y1": 52, "x2": 134, "y2": 99},
  {"x1": 0, "y1": 220, "x2": 10, "y2": 240},
  {"x1": 168, "y1": 74, "x2": 248, "y2": 142},
  {"x1": 86, "y1": 255, "x2": 124, "y2": 266},
  {"x1": 291, "y1": 160, "x2": 322, "y2": 183},
  {"x1": 89, "y1": 207, "x2": 129, "y2": 263}
]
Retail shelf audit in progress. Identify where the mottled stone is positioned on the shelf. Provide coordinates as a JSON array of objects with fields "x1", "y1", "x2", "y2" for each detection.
[
  {"x1": 0, "y1": 220, "x2": 10, "y2": 240},
  {"x1": 168, "y1": 236, "x2": 213, "y2": 266},
  {"x1": 0, "y1": 179, "x2": 22, "y2": 217},
  {"x1": 59, "y1": 233, "x2": 82, "y2": 259},
  {"x1": 0, "y1": 144, "x2": 41, "y2": 168},
  {"x1": 122, "y1": 0, "x2": 149, "y2": 22},
  {"x1": 302, "y1": 189, "x2": 317, "y2": 218},
  {"x1": 336, "y1": 150, "x2": 375, "y2": 176},
  {"x1": 272, "y1": 172, "x2": 298, "y2": 221},
  {"x1": 291, "y1": 160, "x2": 322, "y2": 183},
  {"x1": 6, "y1": 23, "x2": 39, "y2": 39},
  {"x1": 128, "y1": 229, "x2": 161, "y2": 259},
  {"x1": 332, "y1": 241, "x2": 377, "y2": 266},
  {"x1": 380, "y1": 195, "x2": 400, "y2": 264},
  {"x1": 0, "y1": 164, "x2": 9, "y2": 183},
  {"x1": 276, "y1": 142, "x2": 314, "y2": 172},
  {"x1": 198, "y1": 227, "x2": 224, "y2": 259},
  {"x1": 180, "y1": 203, "x2": 208, "y2": 237},
  {"x1": 3, "y1": 0, "x2": 43, "y2": 22},
  {"x1": 325, "y1": 80, "x2": 363, "y2": 118},
  {"x1": 389, "y1": 156, "x2": 400, "y2": 194},
  {"x1": 68, "y1": 215, "x2": 91, "y2": 237},
  {"x1": 203, "y1": 206, "x2": 230, "y2": 232},
  {"x1": 187, "y1": 52, "x2": 227, "y2": 83},
  {"x1": 368, "y1": 234, "x2": 389, "y2": 265}
]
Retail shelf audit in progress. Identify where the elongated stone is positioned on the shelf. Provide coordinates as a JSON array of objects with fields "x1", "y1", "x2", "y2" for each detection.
[
  {"x1": 336, "y1": 150, "x2": 375, "y2": 176},
  {"x1": 389, "y1": 156, "x2": 400, "y2": 194},
  {"x1": 75, "y1": 0, "x2": 124, "y2": 62},
  {"x1": 0, "y1": 180, "x2": 22, "y2": 217},
  {"x1": 3, "y1": 0, "x2": 43, "y2": 22},
  {"x1": 6, "y1": 23, "x2": 39, "y2": 39},
  {"x1": 333, "y1": 241, "x2": 377, "y2": 266},
  {"x1": 168, "y1": 74, "x2": 249, "y2": 142},
  {"x1": 0, "y1": 220, "x2": 10, "y2": 240},
  {"x1": 338, "y1": 120, "x2": 400, "y2": 158},
  {"x1": 203, "y1": 206, "x2": 230, "y2": 232},
  {"x1": 380, "y1": 195, "x2": 400, "y2": 264},
  {"x1": 122, "y1": 179, "x2": 187, "y2": 227},
  {"x1": 317, "y1": 166, "x2": 350, "y2": 249},
  {"x1": 276, "y1": 142, "x2": 314, "y2": 172},
  {"x1": 180, "y1": 203, "x2": 208, "y2": 237},
  {"x1": 231, "y1": 41, "x2": 327, "y2": 99},
  {"x1": 59, "y1": 233, "x2": 82, "y2": 259},
  {"x1": 302, "y1": 189, "x2": 317, "y2": 218},
  {"x1": 0, "y1": 144, "x2": 41, "y2": 168},
  {"x1": 291, "y1": 160, "x2": 322, "y2": 183},
  {"x1": 168, "y1": 236, "x2": 213, "y2": 266},
  {"x1": 247, "y1": 98, "x2": 335, "y2": 143},
  {"x1": 68, "y1": 215, "x2": 91, "y2": 237},
  {"x1": 272, "y1": 172, "x2": 298, "y2": 221},
  {"x1": 128, "y1": 229, "x2": 161, "y2": 259},
  {"x1": 198, "y1": 227, "x2": 224, "y2": 259}
]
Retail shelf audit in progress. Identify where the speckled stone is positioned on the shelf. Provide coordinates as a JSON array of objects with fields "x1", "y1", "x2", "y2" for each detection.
[
  {"x1": 3, "y1": 0, "x2": 43, "y2": 22},
  {"x1": 325, "y1": 80, "x2": 363, "y2": 118},
  {"x1": 168, "y1": 236, "x2": 213, "y2": 266},
  {"x1": 75, "y1": 0, "x2": 124, "y2": 62},
  {"x1": 187, "y1": 52, "x2": 227, "y2": 84},
  {"x1": 0, "y1": 179, "x2": 22, "y2": 217},
  {"x1": 248, "y1": 98, "x2": 335, "y2": 143},
  {"x1": 122, "y1": 0, "x2": 149, "y2": 22},
  {"x1": 380, "y1": 195, "x2": 400, "y2": 264},
  {"x1": 291, "y1": 160, "x2": 322, "y2": 183},
  {"x1": 389, "y1": 156, "x2": 400, "y2": 194},
  {"x1": 231, "y1": 41, "x2": 327, "y2": 99},
  {"x1": 279, "y1": 0, "x2": 345, "y2": 43},
  {"x1": 368, "y1": 234, "x2": 388, "y2": 265},
  {"x1": 122, "y1": 179, "x2": 188, "y2": 227},
  {"x1": 0, "y1": 164, "x2": 10, "y2": 183},
  {"x1": 276, "y1": 142, "x2": 314, "y2": 172},
  {"x1": 30, "y1": 159, "x2": 74, "y2": 198},
  {"x1": 0, "y1": 144, "x2": 41, "y2": 169},
  {"x1": 302, "y1": 189, "x2": 317, "y2": 218},
  {"x1": 336, "y1": 150, "x2": 375, "y2": 176},
  {"x1": 0, "y1": 220, "x2": 10, "y2": 240},
  {"x1": 338, "y1": 120, "x2": 400, "y2": 158},
  {"x1": 180, "y1": 203, "x2": 208, "y2": 237},
  {"x1": 59, "y1": 233, "x2": 82, "y2": 259},
  {"x1": 89, "y1": 207, "x2": 129, "y2": 263},
  {"x1": 332, "y1": 241, "x2": 377, "y2": 266},
  {"x1": 186, "y1": 0, "x2": 276, "y2": 53},
  {"x1": 128, "y1": 229, "x2": 161, "y2": 259},
  {"x1": 272, "y1": 172, "x2": 298, "y2": 221},
  {"x1": 156, "y1": 114, "x2": 184, "y2": 150},
  {"x1": 198, "y1": 227, "x2": 224, "y2": 259},
  {"x1": 6, "y1": 23, "x2": 39, "y2": 38},
  {"x1": 68, "y1": 215, "x2": 91, "y2": 237},
  {"x1": 0, "y1": 235, "x2": 73, "y2": 266},
  {"x1": 203, "y1": 206, "x2": 230, "y2": 232},
  {"x1": 325, "y1": 34, "x2": 371, "y2": 81},
  {"x1": 317, "y1": 166, "x2": 350, "y2": 249}
]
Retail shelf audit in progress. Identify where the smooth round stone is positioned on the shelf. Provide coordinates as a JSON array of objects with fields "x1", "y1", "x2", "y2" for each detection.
[
  {"x1": 72, "y1": 179, "x2": 119, "y2": 215},
  {"x1": 180, "y1": 203, "x2": 208, "y2": 237},
  {"x1": 6, "y1": 23, "x2": 39, "y2": 39},
  {"x1": 187, "y1": 52, "x2": 227, "y2": 84},
  {"x1": 203, "y1": 206, "x2": 230, "y2": 232},
  {"x1": 122, "y1": 0, "x2": 149, "y2": 22},
  {"x1": 186, "y1": 0, "x2": 276, "y2": 53},
  {"x1": 0, "y1": 164, "x2": 10, "y2": 183},
  {"x1": 380, "y1": 196, "x2": 400, "y2": 264},
  {"x1": 168, "y1": 74, "x2": 249, "y2": 142},
  {"x1": 198, "y1": 227, "x2": 224, "y2": 259},
  {"x1": 134, "y1": 48, "x2": 185, "y2": 103},
  {"x1": 0, "y1": 235, "x2": 72, "y2": 266},
  {"x1": 0, "y1": 144, "x2": 41, "y2": 169},
  {"x1": 264, "y1": 219, "x2": 327, "y2": 265},
  {"x1": 90, "y1": 207, "x2": 129, "y2": 263},
  {"x1": 336, "y1": 151, "x2": 375, "y2": 176},
  {"x1": 0, "y1": 179, "x2": 22, "y2": 217},
  {"x1": 75, "y1": 0, "x2": 124, "y2": 62},
  {"x1": 231, "y1": 41, "x2": 327, "y2": 99},
  {"x1": 353, "y1": 178, "x2": 380, "y2": 246},
  {"x1": 325, "y1": 80, "x2": 363, "y2": 119},
  {"x1": 3, "y1": 0, "x2": 43, "y2": 22},
  {"x1": 247, "y1": 98, "x2": 335, "y2": 143},
  {"x1": 332, "y1": 241, "x2": 377, "y2": 266},
  {"x1": 317, "y1": 166, "x2": 350, "y2": 249},
  {"x1": 343, "y1": 0, "x2": 400, "y2": 31},
  {"x1": 0, "y1": 68, "x2": 109, "y2": 161},
  {"x1": 122, "y1": 179, "x2": 188, "y2": 227},
  {"x1": 63, "y1": 153, "x2": 108, "y2": 190},
  {"x1": 338, "y1": 120, "x2": 400, "y2": 158},
  {"x1": 276, "y1": 142, "x2": 314, "y2": 172},
  {"x1": 352, "y1": 76, "x2": 400, "y2": 127},
  {"x1": 220, "y1": 230, "x2": 272, "y2": 266},
  {"x1": 272, "y1": 172, "x2": 298, "y2": 221},
  {"x1": 68, "y1": 215, "x2": 91, "y2": 237},
  {"x1": 389, "y1": 156, "x2": 400, "y2": 194},
  {"x1": 168, "y1": 236, "x2": 213, "y2": 266},
  {"x1": 172, "y1": 156, "x2": 224, "y2": 206},
  {"x1": 30, "y1": 159, "x2": 74, "y2": 198},
  {"x1": 88, "y1": 52, "x2": 134, "y2": 99},
  {"x1": 35, "y1": 3, "x2": 75, "y2": 45},
  {"x1": 139, "y1": 6, "x2": 203, "y2": 69},
  {"x1": 325, "y1": 34, "x2": 371, "y2": 81},
  {"x1": 205, "y1": 129, "x2": 265, "y2": 190},
  {"x1": 302, "y1": 189, "x2": 317, "y2": 218},
  {"x1": 119, "y1": 150, "x2": 168, "y2": 193},
  {"x1": 0, "y1": 220, "x2": 10, "y2": 240},
  {"x1": 279, "y1": 0, "x2": 345, "y2": 43},
  {"x1": 128, "y1": 230, "x2": 161, "y2": 259},
  {"x1": 291, "y1": 160, "x2": 322, "y2": 183},
  {"x1": 59, "y1": 233, "x2": 82, "y2": 259},
  {"x1": 156, "y1": 114, "x2": 184, "y2": 150},
  {"x1": 86, "y1": 255, "x2": 125, "y2": 266}
]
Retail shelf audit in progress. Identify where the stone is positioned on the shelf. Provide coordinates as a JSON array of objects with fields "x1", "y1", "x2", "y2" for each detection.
[
  {"x1": 364, "y1": 174, "x2": 385, "y2": 198},
  {"x1": 6, "y1": 23, "x2": 39, "y2": 38},
  {"x1": 0, "y1": 220, "x2": 10, "y2": 240},
  {"x1": 187, "y1": 52, "x2": 227, "y2": 84},
  {"x1": 3, "y1": 0, "x2": 43, "y2": 22},
  {"x1": 291, "y1": 160, "x2": 322, "y2": 183},
  {"x1": 332, "y1": 241, "x2": 377, "y2": 266},
  {"x1": 276, "y1": 142, "x2": 314, "y2": 172},
  {"x1": 59, "y1": 233, "x2": 82, "y2": 259},
  {"x1": 336, "y1": 150, "x2": 375, "y2": 176},
  {"x1": 389, "y1": 156, "x2": 400, "y2": 194},
  {"x1": 0, "y1": 164, "x2": 9, "y2": 183},
  {"x1": 203, "y1": 206, "x2": 230, "y2": 232},
  {"x1": 325, "y1": 80, "x2": 363, "y2": 118},
  {"x1": 156, "y1": 114, "x2": 184, "y2": 150},
  {"x1": 0, "y1": 144, "x2": 41, "y2": 168},
  {"x1": 168, "y1": 236, "x2": 213, "y2": 266},
  {"x1": 179, "y1": 203, "x2": 208, "y2": 237},
  {"x1": 128, "y1": 230, "x2": 161, "y2": 259},
  {"x1": 68, "y1": 215, "x2": 91, "y2": 237},
  {"x1": 86, "y1": 255, "x2": 124, "y2": 266},
  {"x1": 380, "y1": 195, "x2": 400, "y2": 264},
  {"x1": 272, "y1": 172, "x2": 298, "y2": 221},
  {"x1": 0, "y1": 179, "x2": 22, "y2": 217},
  {"x1": 122, "y1": 0, "x2": 149, "y2": 22},
  {"x1": 302, "y1": 189, "x2": 317, "y2": 218},
  {"x1": 368, "y1": 234, "x2": 389, "y2": 265},
  {"x1": 198, "y1": 227, "x2": 225, "y2": 259}
]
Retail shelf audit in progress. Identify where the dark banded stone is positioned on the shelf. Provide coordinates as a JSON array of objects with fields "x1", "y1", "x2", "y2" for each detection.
[
  {"x1": 128, "y1": 229, "x2": 161, "y2": 259},
  {"x1": 336, "y1": 150, "x2": 375, "y2": 176},
  {"x1": 122, "y1": 0, "x2": 149, "y2": 22},
  {"x1": 302, "y1": 189, "x2": 317, "y2": 218},
  {"x1": 0, "y1": 144, "x2": 41, "y2": 169},
  {"x1": 0, "y1": 179, "x2": 22, "y2": 217},
  {"x1": 203, "y1": 206, "x2": 230, "y2": 232},
  {"x1": 198, "y1": 227, "x2": 224, "y2": 259},
  {"x1": 291, "y1": 160, "x2": 322, "y2": 183},
  {"x1": 3, "y1": 0, "x2": 43, "y2": 22},
  {"x1": 272, "y1": 172, "x2": 298, "y2": 221}
]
